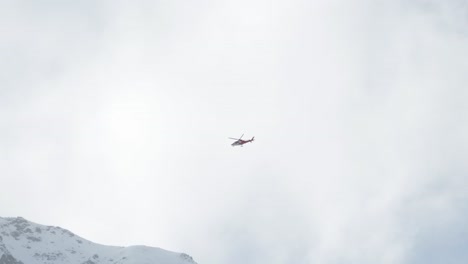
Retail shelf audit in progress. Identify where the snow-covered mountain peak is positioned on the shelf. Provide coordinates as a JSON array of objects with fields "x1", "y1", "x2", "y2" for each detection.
[{"x1": 0, "y1": 217, "x2": 197, "y2": 264}]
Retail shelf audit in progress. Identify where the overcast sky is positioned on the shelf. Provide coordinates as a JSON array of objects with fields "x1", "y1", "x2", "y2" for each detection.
[{"x1": 1, "y1": 1, "x2": 468, "y2": 264}]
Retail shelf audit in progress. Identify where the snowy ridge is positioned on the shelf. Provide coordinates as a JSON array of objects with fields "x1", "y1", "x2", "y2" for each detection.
[{"x1": 0, "y1": 217, "x2": 196, "y2": 264}]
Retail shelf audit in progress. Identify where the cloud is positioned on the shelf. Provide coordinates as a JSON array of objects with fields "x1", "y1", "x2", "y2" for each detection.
[{"x1": 1, "y1": 1, "x2": 467, "y2": 264}]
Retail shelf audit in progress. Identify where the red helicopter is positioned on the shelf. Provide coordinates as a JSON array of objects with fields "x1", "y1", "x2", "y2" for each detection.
[{"x1": 229, "y1": 134, "x2": 255, "y2": 147}]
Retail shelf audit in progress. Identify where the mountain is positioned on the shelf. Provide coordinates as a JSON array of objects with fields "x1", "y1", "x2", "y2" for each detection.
[{"x1": 0, "y1": 217, "x2": 197, "y2": 264}]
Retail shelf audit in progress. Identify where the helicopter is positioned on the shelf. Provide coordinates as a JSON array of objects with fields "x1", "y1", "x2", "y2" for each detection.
[{"x1": 229, "y1": 134, "x2": 255, "y2": 147}]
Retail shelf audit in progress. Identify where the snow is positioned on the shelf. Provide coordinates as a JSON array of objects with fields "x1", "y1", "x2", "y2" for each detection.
[{"x1": 0, "y1": 217, "x2": 197, "y2": 264}]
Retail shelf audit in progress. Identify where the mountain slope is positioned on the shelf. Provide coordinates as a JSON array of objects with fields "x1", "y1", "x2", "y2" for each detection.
[{"x1": 0, "y1": 217, "x2": 196, "y2": 264}]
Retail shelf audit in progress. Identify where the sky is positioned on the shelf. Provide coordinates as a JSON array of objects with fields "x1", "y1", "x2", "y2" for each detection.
[{"x1": 1, "y1": 0, "x2": 468, "y2": 264}]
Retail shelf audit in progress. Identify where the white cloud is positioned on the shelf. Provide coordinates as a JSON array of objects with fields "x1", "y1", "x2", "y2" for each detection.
[{"x1": 1, "y1": 1, "x2": 467, "y2": 264}]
